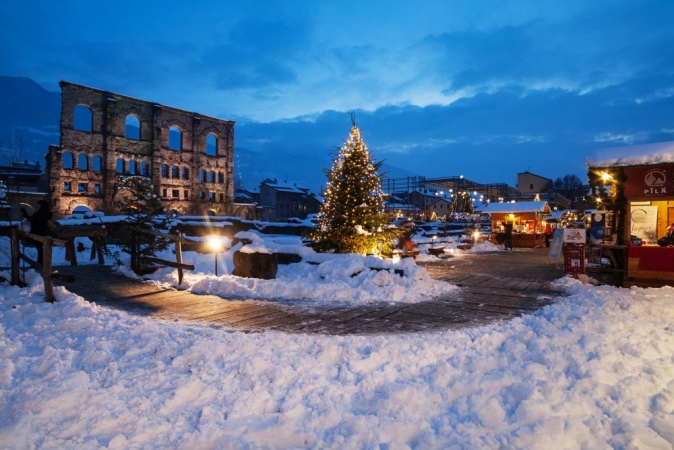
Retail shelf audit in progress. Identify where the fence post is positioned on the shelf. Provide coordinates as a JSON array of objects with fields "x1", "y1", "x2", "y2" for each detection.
[
  {"x1": 42, "y1": 236, "x2": 55, "y2": 303},
  {"x1": 10, "y1": 226, "x2": 20, "y2": 285},
  {"x1": 176, "y1": 231, "x2": 184, "y2": 285}
]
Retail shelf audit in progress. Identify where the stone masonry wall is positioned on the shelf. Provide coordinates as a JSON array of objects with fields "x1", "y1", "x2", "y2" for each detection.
[{"x1": 48, "y1": 81, "x2": 234, "y2": 219}]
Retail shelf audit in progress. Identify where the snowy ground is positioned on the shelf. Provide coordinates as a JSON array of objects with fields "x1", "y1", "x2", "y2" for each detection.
[{"x1": 1, "y1": 233, "x2": 674, "y2": 448}]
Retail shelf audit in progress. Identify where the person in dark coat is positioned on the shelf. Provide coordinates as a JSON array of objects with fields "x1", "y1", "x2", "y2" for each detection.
[
  {"x1": 503, "y1": 221, "x2": 513, "y2": 250},
  {"x1": 21, "y1": 200, "x2": 53, "y2": 264}
]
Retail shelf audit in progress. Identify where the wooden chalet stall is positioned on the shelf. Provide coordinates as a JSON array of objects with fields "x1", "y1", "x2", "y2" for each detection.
[
  {"x1": 587, "y1": 141, "x2": 674, "y2": 287},
  {"x1": 481, "y1": 201, "x2": 551, "y2": 248}
]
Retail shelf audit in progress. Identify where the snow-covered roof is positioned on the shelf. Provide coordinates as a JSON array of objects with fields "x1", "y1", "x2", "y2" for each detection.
[
  {"x1": 480, "y1": 201, "x2": 551, "y2": 214},
  {"x1": 262, "y1": 179, "x2": 310, "y2": 194},
  {"x1": 586, "y1": 141, "x2": 674, "y2": 168}
]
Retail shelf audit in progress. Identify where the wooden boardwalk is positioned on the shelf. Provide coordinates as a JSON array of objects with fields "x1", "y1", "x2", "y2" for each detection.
[{"x1": 54, "y1": 247, "x2": 566, "y2": 335}]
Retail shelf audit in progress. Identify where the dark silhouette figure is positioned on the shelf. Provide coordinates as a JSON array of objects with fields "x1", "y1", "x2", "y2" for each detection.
[
  {"x1": 503, "y1": 221, "x2": 513, "y2": 250},
  {"x1": 544, "y1": 223, "x2": 552, "y2": 248},
  {"x1": 21, "y1": 200, "x2": 53, "y2": 265}
]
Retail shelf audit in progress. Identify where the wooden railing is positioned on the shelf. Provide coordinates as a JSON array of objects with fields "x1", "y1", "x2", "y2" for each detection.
[
  {"x1": 130, "y1": 227, "x2": 197, "y2": 285},
  {"x1": 10, "y1": 226, "x2": 75, "y2": 303}
]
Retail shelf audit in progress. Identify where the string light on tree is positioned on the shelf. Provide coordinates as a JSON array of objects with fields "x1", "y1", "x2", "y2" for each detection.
[{"x1": 309, "y1": 115, "x2": 401, "y2": 254}]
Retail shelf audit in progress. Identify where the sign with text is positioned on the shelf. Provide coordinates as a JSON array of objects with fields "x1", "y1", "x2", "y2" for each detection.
[
  {"x1": 563, "y1": 228, "x2": 586, "y2": 244},
  {"x1": 624, "y1": 164, "x2": 674, "y2": 198},
  {"x1": 630, "y1": 205, "x2": 658, "y2": 245},
  {"x1": 564, "y1": 245, "x2": 585, "y2": 274}
]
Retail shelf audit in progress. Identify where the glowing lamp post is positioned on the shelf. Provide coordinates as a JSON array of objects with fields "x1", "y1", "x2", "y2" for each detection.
[{"x1": 208, "y1": 235, "x2": 224, "y2": 276}]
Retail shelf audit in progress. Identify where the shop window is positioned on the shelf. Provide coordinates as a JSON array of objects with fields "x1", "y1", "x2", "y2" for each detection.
[
  {"x1": 169, "y1": 126, "x2": 182, "y2": 150},
  {"x1": 206, "y1": 133, "x2": 217, "y2": 156},
  {"x1": 74, "y1": 105, "x2": 92, "y2": 132},
  {"x1": 125, "y1": 115, "x2": 141, "y2": 140},
  {"x1": 63, "y1": 152, "x2": 74, "y2": 169},
  {"x1": 92, "y1": 155, "x2": 102, "y2": 172},
  {"x1": 116, "y1": 158, "x2": 125, "y2": 174}
]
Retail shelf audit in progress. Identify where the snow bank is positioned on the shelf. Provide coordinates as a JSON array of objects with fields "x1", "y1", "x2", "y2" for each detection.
[{"x1": 1, "y1": 271, "x2": 673, "y2": 448}]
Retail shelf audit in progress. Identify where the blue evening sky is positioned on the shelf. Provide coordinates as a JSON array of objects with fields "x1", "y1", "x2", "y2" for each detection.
[{"x1": 2, "y1": 0, "x2": 673, "y2": 191}]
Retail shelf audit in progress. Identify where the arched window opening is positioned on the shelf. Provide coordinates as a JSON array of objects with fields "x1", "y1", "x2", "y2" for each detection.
[
  {"x1": 209, "y1": 170, "x2": 216, "y2": 183},
  {"x1": 169, "y1": 126, "x2": 182, "y2": 150},
  {"x1": 218, "y1": 172, "x2": 224, "y2": 184},
  {"x1": 162, "y1": 164, "x2": 169, "y2": 178},
  {"x1": 62, "y1": 152, "x2": 74, "y2": 169},
  {"x1": 73, "y1": 205, "x2": 91, "y2": 214},
  {"x1": 128, "y1": 160, "x2": 137, "y2": 175},
  {"x1": 171, "y1": 165, "x2": 179, "y2": 179},
  {"x1": 125, "y1": 115, "x2": 141, "y2": 140},
  {"x1": 77, "y1": 154, "x2": 88, "y2": 170},
  {"x1": 182, "y1": 167, "x2": 190, "y2": 180},
  {"x1": 200, "y1": 169, "x2": 206, "y2": 182},
  {"x1": 92, "y1": 155, "x2": 102, "y2": 172},
  {"x1": 74, "y1": 105, "x2": 93, "y2": 132},
  {"x1": 116, "y1": 158, "x2": 125, "y2": 174},
  {"x1": 140, "y1": 160, "x2": 148, "y2": 176},
  {"x1": 206, "y1": 133, "x2": 217, "y2": 156}
]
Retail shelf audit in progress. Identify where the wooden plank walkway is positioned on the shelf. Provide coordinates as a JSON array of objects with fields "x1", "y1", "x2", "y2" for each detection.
[{"x1": 53, "y1": 247, "x2": 566, "y2": 335}]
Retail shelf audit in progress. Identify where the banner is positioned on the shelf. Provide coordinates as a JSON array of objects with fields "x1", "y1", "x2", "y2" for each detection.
[{"x1": 630, "y1": 205, "x2": 658, "y2": 245}]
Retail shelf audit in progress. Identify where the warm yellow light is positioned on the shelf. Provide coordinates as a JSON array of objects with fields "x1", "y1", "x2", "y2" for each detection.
[
  {"x1": 600, "y1": 171, "x2": 613, "y2": 182},
  {"x1": 509, "y1": 213, "x2": 515, "y2": 219},
  {"x1": 208, "y1": 235, "x2": 224, "y2": 252}
]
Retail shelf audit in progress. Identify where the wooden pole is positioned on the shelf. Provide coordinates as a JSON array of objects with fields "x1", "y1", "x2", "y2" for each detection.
[
  {"x1": 42, "y1": 235, "x2": 54, "y2": 303},
  {"x1": 176, "y1": 231, "x2": 184, "y2": 285},
  {"x1": 10, "y1": 226, "x2": 20, "y2": 286}
]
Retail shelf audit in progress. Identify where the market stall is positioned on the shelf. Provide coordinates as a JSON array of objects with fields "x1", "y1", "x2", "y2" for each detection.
[
  {"x1": 587, "y1": 140, "x2": 674, "y2": 287},
  {"x1": 480, "y1": 201, "x2": 552, "y2": 248}
]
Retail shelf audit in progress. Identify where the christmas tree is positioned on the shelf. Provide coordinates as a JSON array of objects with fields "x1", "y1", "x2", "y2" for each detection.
[{"x1": 310, "y1": 118, "x2": 400, "y2": 254}]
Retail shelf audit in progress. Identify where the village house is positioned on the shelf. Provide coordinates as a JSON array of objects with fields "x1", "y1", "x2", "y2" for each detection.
[{"x1": 258, "y1": 178, "x2": 321, "y2": 222}]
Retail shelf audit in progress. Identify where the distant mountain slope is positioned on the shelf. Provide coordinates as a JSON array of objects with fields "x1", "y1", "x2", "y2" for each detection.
[{"x1": 0, "y1": 76, "x2": 61, "y2": 165}]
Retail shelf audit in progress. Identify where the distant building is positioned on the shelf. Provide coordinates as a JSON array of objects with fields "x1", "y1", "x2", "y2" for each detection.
[
  {"x1": 46, "y1": 81, "x2": 235, "y2": 219},
  {"x1": 258, "y1": 178, "x2": 321, "y2": 221},
  {"x1": 0, "y1": 160, "x2": 49, "y2": 218},
  {"x1": 517, "y1": 171, "x2": 552, "y2": 193}
]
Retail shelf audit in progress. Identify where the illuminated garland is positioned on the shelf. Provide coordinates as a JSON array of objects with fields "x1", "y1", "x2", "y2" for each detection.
[{"x1": 587, "y1": 166, "x2": 627, "y2": 245}]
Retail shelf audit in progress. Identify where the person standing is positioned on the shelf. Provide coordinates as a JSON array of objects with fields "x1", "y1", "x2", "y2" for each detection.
[
  {"x1": 503, "y1": 221, "x2": 513, "y2": 250},
  {"x1": 544, "y1": 223, "x2": 552, "y2": 248},
  {"x1": 21, "y1": 200, "x2": 53, "y2": 265}
]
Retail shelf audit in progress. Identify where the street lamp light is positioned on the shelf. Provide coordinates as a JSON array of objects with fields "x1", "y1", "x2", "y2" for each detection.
[{"x1": 208, "y1": 235, "x2": 224, "y2": 276}]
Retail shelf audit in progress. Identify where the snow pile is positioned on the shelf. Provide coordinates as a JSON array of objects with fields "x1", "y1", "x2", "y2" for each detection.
[{"x1": 1, "y1": 272, "x2": 673, "y2": 447}]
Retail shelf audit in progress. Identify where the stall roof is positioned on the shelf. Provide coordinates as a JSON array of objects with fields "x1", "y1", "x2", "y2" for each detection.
[
  {"x1": 587, "y1": 141, "x2": 674, "y2": 168},
  {"x1": 481, "y1": 201, "x2": 551, "y2": 214}
]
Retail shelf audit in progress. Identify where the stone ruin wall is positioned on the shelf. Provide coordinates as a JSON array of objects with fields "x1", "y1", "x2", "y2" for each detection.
[{"x1": 48, "y1": 81, "x2": 234, "y2": 219}]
